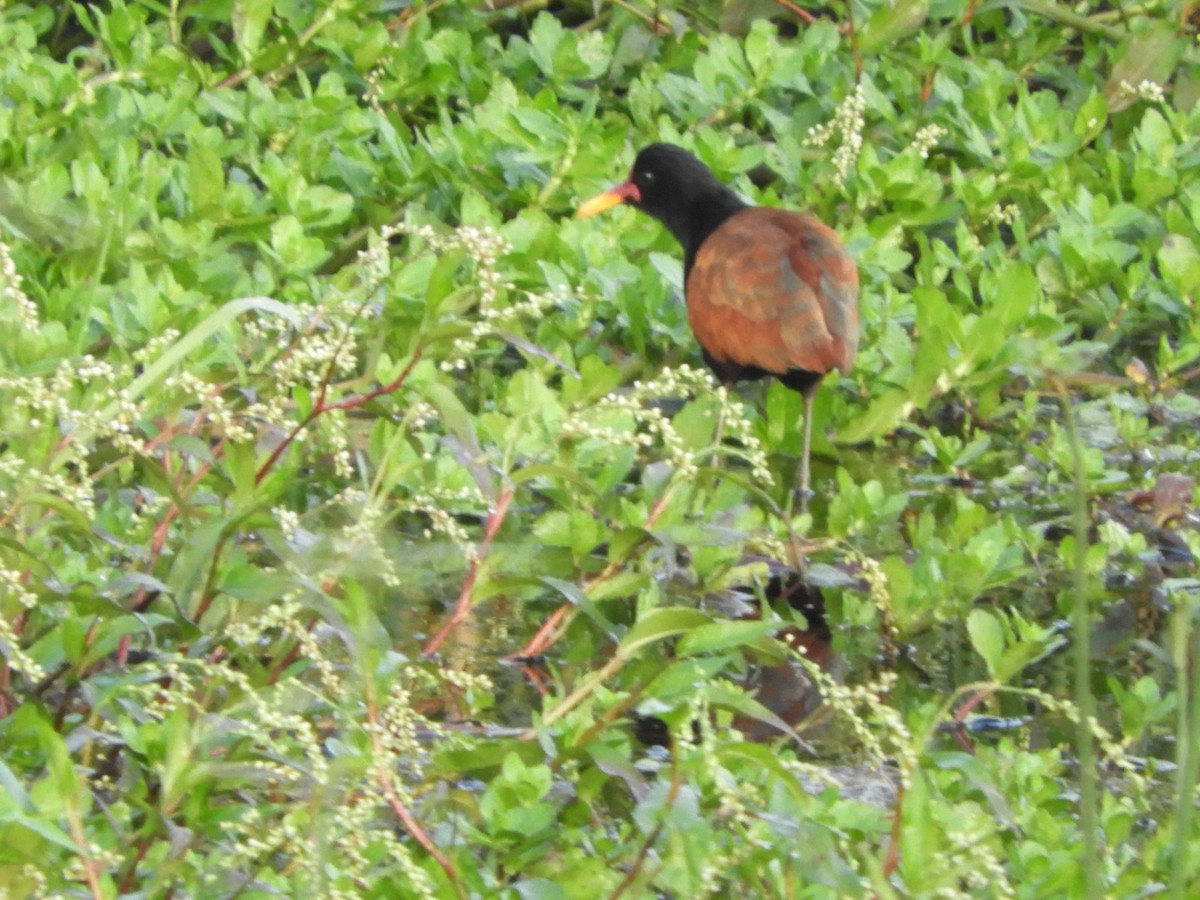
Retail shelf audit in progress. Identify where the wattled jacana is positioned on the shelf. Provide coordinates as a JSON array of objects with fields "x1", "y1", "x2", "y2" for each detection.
[{"x1": 578, "y1": 144, "x2": 859, "y2": 510}]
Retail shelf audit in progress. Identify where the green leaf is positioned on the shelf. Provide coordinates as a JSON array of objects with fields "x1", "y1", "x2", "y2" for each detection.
[
  {"x1": 235, "y1": 0, "x2": 274, "y2": 58},
  {"x1": 702, "y1": 678, "x2": 811, "y2": 743},
  {"x1": 1104, "y1": 20, "x2": 1184, "y2": 113},
  {"x1": 424, "y1": 247, "x2": 469, "y2": 318},
  {"x1": 837, "y1": 389, "x2": 913, "y2": 443},
  {"x1": 966, "y1": 608, "x2": 1004, "y2": 677},
  {"x1": 187, "y1": 144, "x2": 224, "y2": 215},
  {"x1": 224, "y1": 439, "x2": 258, "y2": 501},
  {"x1": 606, "y1": 527, "x2": 655, "y2": 564},
  {"x1": 423, "y1": 381, "x2": 480, "y2": 454},
  {"x1": 1073, "y1": 91, "x2": 1108, "y2": 146},
  {"x1": 588, "y1": 570, "x2": 649, "y2": 603},
  {"x1": 270, "y1": 215, "x2": 327, "y2": 271},
  {"x1": 1158, "y1": 234, "x2": 1200, "y2": 297},
  {"x1": 618, "y1": 607, "x2": 713, "y2": 657},
  {"x1": 714, "y1": 743, "x2": 811, "y2": 805},
  {"x1": 511, "y1": 463, "x2": 599, "y2": 496},
  {"x1": 858, "y1": 0, "x2": 929, "y2": 55},
  {"x1": 19, "y1": 494, "x2": 97, "y2": 539},
  {"x1": 298, "y1": 184, "x2": 354, "y2": 227},
  {"x1": 0, "y1": 759, "x2": 35, "y2": 813},
  {"x1": 980, "y1": 260, "x2": 1038, "y2": 333},
  {"x1": 676, "y1": 619, "x2": 781, "y2": 656},
  {"x1": 932, "y1": 751, "x2": 1017, "y2": 827}
]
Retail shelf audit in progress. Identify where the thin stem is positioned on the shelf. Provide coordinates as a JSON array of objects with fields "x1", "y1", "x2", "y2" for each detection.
[
  {"x1": 255, "y1": 346, "x2": 424, "y2": 484},
  {"x1": 532, "y1": 652, "x2": 629, "y2": 734},
  {"x1": 1016, "y1": 0, "x2": 1126, "y2": 40},
  {"x1": 512, "y1": 479, "x2": 683, "y2": 659},
  {"x1": 1051, "y1": 373, "x2": 1101, "y2": 896},
  {"x1": 365, "y1": 699, "x2": 464, "y2": 895},
  {"x1": 768, "y1": 0, "x2": 816, "y2": 25},
  {"x1": 607, "y1": 756, "x2": 681, "y2": 898},
  {"x1": 1168, "y1": 597, "x2": 1200, "y2": 897},
  {"x1": 422, "y1": 488, "x2": 515, "y2": 656}
]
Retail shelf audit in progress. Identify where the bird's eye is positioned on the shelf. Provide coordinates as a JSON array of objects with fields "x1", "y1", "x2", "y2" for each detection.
[{"x1": 641, "y1": 170, "x2": 656, "y2": 185}]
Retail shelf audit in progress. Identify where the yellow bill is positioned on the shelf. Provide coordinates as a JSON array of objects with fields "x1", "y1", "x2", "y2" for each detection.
[
  {"x1": 576, "y1": 190, "x2": 627, "y2": 219},
  {"x1": 576, "y1": 180, "x2": 641, "y2": 219}
]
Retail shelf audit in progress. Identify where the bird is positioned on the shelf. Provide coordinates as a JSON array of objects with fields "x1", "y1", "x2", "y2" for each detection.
[
  {"x1": 577, "y1": 143, "x2": 859, "y2": 511},
  {"x1": 631, "y1": 556, "x2": 837, "y2": 745}
]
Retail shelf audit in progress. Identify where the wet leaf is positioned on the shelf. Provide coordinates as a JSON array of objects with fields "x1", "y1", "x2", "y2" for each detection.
[
  {"x1": 1151, "y1": 473, "x2": 1195, "y2": 527},
  {"x1": 1104, "y1": 20, "x2": 1184, "y2": 113}
]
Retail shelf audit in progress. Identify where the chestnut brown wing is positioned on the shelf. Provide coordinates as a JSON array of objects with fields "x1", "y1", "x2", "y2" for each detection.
[{"x1": 685, "y1": 208, "x2": 859, "y2": 379}]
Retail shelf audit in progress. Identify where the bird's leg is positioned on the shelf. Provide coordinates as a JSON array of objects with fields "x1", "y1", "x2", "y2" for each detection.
[{"x1": 797, "y1": 389, "x2": 816, "y2": 514}]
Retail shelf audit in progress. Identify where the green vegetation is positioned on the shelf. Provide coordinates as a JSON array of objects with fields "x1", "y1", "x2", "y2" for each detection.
[{"x1": 1, "y1": 0, "x2": 1199, "y2": 896}]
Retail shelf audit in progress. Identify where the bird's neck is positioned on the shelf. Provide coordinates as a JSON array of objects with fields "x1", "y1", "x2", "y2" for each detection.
[{"x1": 664, "y1": 188, "x2": 749, "y2": 276}]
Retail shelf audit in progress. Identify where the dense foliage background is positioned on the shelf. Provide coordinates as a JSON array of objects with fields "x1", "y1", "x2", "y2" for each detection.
[{"x1": 2, "y1": 0, "x2": 1199, "y2": 896}]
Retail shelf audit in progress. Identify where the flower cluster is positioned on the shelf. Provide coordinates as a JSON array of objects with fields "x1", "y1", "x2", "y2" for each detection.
[
  {"x1": 0, "y1": 238, "x2": 37, "y2": 332},
  {"x1": 0, "y1": 566, "x2": 37, "y2": 611},
  {"x1": 0, "y1": 356, "x2": 144, "y2": 519},
  {"x1": 401, "y1": 484, "x2": 488, "y2": 564},
  {"x1": 910, "y1": 123, "x2": 947, "y2": 159},
  {"x1": 1117, "y1": 79, "x2": 1166, "y2": 104},
  {"x1": 985, "y1": 203, "x2": 1021, "y2": 227},
  {"x1": 124, "y1": 602, "x2": 477, "y2": 896},
  {"x1": 0, "y1": 449, "x2": 93, "y2": 525},
  {"x1": 709, "y1": 382, "x2": 775, "y2": 485},
  {"x1": 805, "y1": 83, "x2": 867, "y2": 188},
  {"x1": 407, "y1": 224, "x2": 559, "y2": 374},
  {"x1": 363, "y1": 66, "x2": 386, "y2": 111},
  {"x1": 564, "y1": 391, "x2": 699, "y2": 476},
  {"x1": 1021, "y1": 685, "x2": 1144, "y2": 788},
  {"x1": 0, "y1": 590, "x2": 44, "y2": 683},
  {"x1": 335, "y1": 488, "x2": 403, "y2": 585},
  {"x1": 855, "y1": 551, "x2": 899, "y2": 653},
  {"x1": 355, "y1": 223, "x2": 403, "y2": 283},
  {"x1": 938, "y1": 827, "x2": 1015, "y2": 899},
  {"x1": 563, "y1": 363, "x2": 775, "y2": 485}
]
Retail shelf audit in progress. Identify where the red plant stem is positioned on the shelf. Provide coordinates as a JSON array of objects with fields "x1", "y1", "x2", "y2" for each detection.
[
  {"x1": 365, "y1": 703, "x2": 460, "y2": 888},
  {"x1": 608, "y1": 753, "x2": 682, "y2": 898},
  {"x1": 956, "y1": 688, "x2": 992, "y2": 719},
  {"x1": 516, "y1": 604, "x2": 573, "y2": 661},
  {"x1": 948, "y1": 687, "x2": 995, "y2": 753},
  {"x1": 768, "y1": 0, "x2": 816, "y2": 25},
  {"x1": 381, "y1": 782, "x2": 458, "y2": 883},
  {"x1": 132, "y1": 347, "x2": 422, "y2": 618},
  {"x1": 514, "y1": 481, "x2": 681, "y2": 659},
  {"x1": 423, "y1": 488, "x2": 514, "y2": 657},
  {"x1": 130, "y1": 443, "x2": 224, "y2": 615},
  {"x1": 264, "y1": 619, "x2": 316, "y2": 686},
  {"x1": 518, "y1": 663, "x2": 552, "y2": 697},
  {"x1": 255, "y1": 347, "x2": 423, "y2": 484}
]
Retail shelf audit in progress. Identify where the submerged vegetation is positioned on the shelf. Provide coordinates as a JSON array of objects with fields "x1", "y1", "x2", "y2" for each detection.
[{"x1": 1, "y1": 0, "x2": 1199, "y2": 896}]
